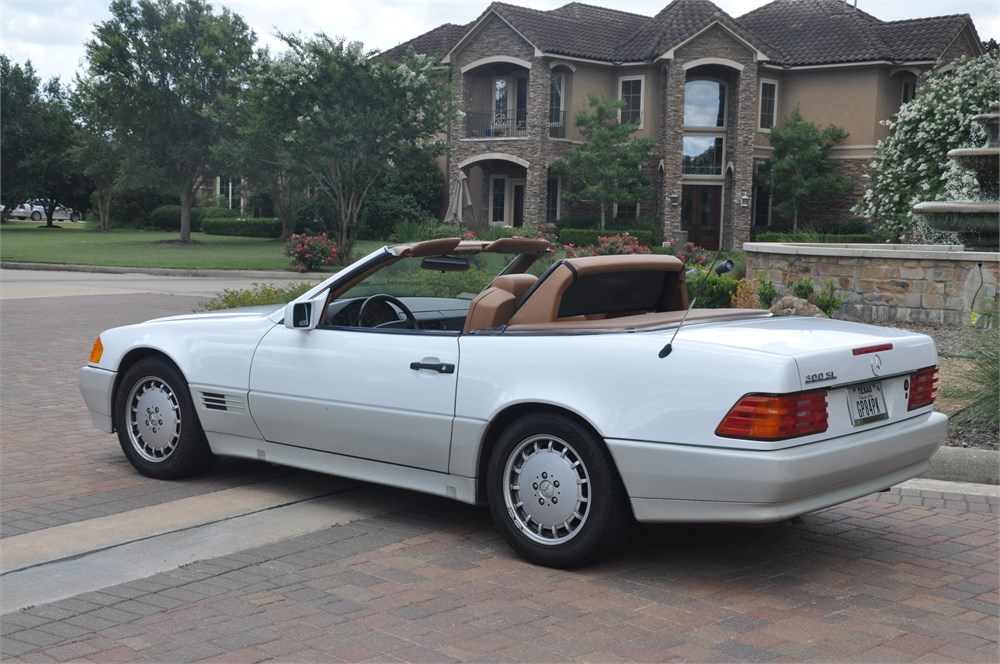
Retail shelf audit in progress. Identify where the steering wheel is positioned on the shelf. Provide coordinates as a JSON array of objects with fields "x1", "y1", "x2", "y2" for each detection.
[{"x1": 358, "y1": 294, "x2": 418, "y2": 329}]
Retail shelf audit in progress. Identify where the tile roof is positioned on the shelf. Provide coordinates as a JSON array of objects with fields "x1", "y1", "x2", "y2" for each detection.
[
  {"x1": 386, "y1": 0, "x2": 980, "y2": 67},
  {"x1": 488, "y1": 2, "x2": 648, "y2": 61},
  {"x1": 738, "y1": 0, "x2": 978, "y2": 66},
  {"x1": 379, "y1": 22, "x2": 471, "y2": 60}
]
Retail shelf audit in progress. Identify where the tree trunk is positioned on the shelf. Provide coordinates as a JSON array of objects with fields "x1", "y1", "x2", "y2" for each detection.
[
  {"x1": 179, "y1": 184, "x2": 193, "y2": 242},
  {"x1": 97, "y1": 187, "x2": 112, "y2": 232},
  {"x1": 599, "y1": 205, "x2": 606, "y2": 230}
]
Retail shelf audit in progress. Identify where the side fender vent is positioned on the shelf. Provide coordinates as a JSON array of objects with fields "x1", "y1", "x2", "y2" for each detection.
[{"x1": 200, "y1": 392, "x2": 246, "y2": 413}]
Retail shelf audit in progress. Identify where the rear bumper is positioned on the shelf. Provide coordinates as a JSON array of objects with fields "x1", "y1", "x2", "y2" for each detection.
[
  {"x1": 79, "y1": 365, "x2": 116, "y2": 433},
  {"x1": 607, "y1": 411, "x2": 948, "y2": 523}
]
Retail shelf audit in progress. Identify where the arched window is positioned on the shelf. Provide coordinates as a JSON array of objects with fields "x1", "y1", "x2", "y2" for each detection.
[{"x1": 684, "y1": 79, "x2": 726, "y2": 128}]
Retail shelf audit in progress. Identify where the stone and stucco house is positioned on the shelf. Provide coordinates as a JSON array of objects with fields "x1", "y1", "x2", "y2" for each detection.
[{"x1": 384, "y1": 0, "x2": 983, "y2": 249}]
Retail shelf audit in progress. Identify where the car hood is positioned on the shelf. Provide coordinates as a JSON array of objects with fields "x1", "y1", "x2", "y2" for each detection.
[{"x1": 145, "y1": 304, "x2": 284, "y2": 324}]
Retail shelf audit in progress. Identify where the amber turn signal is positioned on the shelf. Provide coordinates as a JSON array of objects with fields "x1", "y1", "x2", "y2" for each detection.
[{"x1": 88, "y1": 337, "x2": 104, "y2": 364}]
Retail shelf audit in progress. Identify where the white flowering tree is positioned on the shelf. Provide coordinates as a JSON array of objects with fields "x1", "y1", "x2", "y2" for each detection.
[
  {"x1": 855, "y1": 52, "x2": 1000, "y2": 242},
  {"x1": 238, "y1": 35, "x2": 455, "y2": 255}
]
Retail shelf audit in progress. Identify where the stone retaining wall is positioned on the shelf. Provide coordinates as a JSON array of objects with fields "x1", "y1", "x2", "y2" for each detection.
[{"x1": 745, "y1": 243, "x2": 1000, "y2": 325}]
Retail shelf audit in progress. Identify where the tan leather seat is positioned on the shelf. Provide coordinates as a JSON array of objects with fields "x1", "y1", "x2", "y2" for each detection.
[{"x1": 463, "y1": 273, "x2": 538, "y2": 333}]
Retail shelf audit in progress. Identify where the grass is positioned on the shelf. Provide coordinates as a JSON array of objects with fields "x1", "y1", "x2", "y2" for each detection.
[{"x1": 0, "y1": 221, "x2": 384, "y2": 271}]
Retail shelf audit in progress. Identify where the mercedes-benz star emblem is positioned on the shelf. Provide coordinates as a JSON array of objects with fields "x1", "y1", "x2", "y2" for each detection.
[{"x1": 871, "y1": 354, "x2": 883, "y2": 376}]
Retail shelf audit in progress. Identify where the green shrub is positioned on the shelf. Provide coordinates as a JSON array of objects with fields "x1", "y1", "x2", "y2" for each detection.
[
  {"x1": 814, "y1": 278, "x2": 845, "y2": 317},
  {"x1": 202, "y1": 217, "x2": 282, "y2": 238},
  {"x1": 756, "y1": 273, "x2": 778, "y2": 308},
  {"x1": 389, "y1": 218, "x2": 456, "y2": 243},
  {"x1": 559, "y1": 227, "x2": 655, "y2": 247},
  {"x1": 686, "y1": 273, "x2": 740, "y2": 308},
  {"x1": 478, "y1": 222, "x2": 550, "y2": 241},
  {"x1": 148, "y1": 205, "x2": 205, "y2": 232},
  {"x1": 203, "y1": 206, "x2": 240, "y2": 219},
  {"x1": 196, "y1": 281, "x2": 315, "y2": 311},
  {"x1": 407, "y1": 266, "x2": 493, "y2": 297},
  {"x1": 792, "y1": 277, "x2": 814, "y2": 299}
]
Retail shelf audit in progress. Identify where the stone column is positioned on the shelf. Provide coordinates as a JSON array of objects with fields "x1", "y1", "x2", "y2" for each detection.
[
  {"x1": 729, "y1": 62, "x2": 758, "y2": 249},
  {"x1": 660, "y1": 61, "x2": 685, "y2": 244},
  {"x1": 523, "y1": 60, "x2": 551, "y2": 225}
]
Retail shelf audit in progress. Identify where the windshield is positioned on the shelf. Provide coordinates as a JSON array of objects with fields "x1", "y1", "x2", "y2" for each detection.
[{"x1": 338, "y1": 251, "x2": 551, "y2": 302}]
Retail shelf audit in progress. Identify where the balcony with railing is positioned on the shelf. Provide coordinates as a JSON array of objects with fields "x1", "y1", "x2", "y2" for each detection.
[{"x1": 463, "y1": 110, "x2": 568, "y2": 139}]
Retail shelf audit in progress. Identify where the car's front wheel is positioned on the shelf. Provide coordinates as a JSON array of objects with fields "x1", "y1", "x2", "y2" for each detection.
[
  {"x1": 70, "y1": 212, "x2": 81, "y2": 222},
  {"x1": 30, "y1": 211, "x2": 41, "y2": 221},
  {"x1": 486, "y1": 413, "x2": 632, "y2": 568},
  {"x1": 114, "y1": 358, "x2": 215, "y2": 479}
]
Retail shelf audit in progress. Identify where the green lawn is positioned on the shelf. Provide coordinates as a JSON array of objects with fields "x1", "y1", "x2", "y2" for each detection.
[{"x1": 0, "y1": 222, "x2": 384, "y2": 271}]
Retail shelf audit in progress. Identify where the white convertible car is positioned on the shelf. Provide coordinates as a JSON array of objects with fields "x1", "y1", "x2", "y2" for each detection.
[{"x1": 80, "y1": 238, "x2": 947, "y2": 567}]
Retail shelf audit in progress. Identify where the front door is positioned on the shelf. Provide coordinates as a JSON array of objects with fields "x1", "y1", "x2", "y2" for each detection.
[{"x1": 681, "y1": 185, "x2": 721, "y2": 250}]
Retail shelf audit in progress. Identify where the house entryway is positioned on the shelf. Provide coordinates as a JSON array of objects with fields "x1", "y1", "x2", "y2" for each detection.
[{"x1": 681, "y1": 184, "x2": 721, "y2": 249}]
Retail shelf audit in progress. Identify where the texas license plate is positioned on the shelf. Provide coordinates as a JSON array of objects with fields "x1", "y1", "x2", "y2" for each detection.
[{"x1": 848, "y1": 381, "x2": 888, "y2": 426}]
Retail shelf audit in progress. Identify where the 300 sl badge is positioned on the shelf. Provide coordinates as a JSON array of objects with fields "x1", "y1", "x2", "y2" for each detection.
[{"x1": 804, "y1": 370, "x2": 837, "y2": 384}]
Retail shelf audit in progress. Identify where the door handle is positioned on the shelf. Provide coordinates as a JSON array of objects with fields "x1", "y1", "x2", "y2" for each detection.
[{"x1": 409, "y1": 361, "x2": 455, "y2": 374}]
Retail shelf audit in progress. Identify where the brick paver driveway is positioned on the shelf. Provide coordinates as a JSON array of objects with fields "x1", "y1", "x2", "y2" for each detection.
[{"x1": 1, "y1": 270, "x2": 997, "y2": 662}]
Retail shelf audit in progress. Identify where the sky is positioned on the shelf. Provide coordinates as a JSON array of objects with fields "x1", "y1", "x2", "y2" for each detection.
[{"x1": 2, "y1": 0, "x2": 998, "y2": 85}]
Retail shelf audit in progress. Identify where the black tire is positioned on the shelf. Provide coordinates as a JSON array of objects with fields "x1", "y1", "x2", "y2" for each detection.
[
  {"x1": 114, "y1": 358, "x2": 216, "y2": 479},
  {"x1": 30, "y1": 211, "x2": 41, "y2": 221},
  {"x1": 486, "y1": 413, "x2": 632, "y2": 568},
  {"x1": 70, "y1": 212, "x2": 81, "y2": 222}
]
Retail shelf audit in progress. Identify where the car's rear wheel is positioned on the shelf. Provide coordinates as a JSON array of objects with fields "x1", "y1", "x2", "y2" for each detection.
[
  {"x1": 486, "y1": 413, "x2": 632, "y2": 568},
  {"x1": 30, "y1": 211, "x2": 41, "y2": 221},
  {"x1": 114, "y1": 358, "x2": 215, "y2": 479}
]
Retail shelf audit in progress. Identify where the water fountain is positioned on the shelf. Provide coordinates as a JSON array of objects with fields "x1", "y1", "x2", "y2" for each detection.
[{"x1": 912, "y1": 102, "x2": 1000, "y2": 251}]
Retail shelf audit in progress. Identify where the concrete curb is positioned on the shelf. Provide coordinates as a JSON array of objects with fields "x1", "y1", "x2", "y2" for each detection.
[
  {"x1": 4, "y1": 261, "x2": 998, "y2": 487},
  {"x1": 1, "y1": 261, "x2": 326, "y2": 281},
  {"x1": 924, "y1": 445, "x2": 999, "y2": 485}
]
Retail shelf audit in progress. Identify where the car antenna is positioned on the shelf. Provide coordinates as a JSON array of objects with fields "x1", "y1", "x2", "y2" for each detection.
[
  {"x1": 658, "y1": 296, "x2": 696, "y2": 358},
  {"x1": 658, "y1": 247, "x2": 732, "y2": 359}
]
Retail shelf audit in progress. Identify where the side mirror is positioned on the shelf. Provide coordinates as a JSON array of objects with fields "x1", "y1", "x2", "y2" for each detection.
[{"x1": 284, "y1": 295, "x2": 327, "y2": 330}]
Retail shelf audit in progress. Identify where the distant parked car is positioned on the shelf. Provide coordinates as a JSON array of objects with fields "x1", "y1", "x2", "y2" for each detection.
[{"x1": 10, "y1": 200, "x2": 81, "y2": 222}]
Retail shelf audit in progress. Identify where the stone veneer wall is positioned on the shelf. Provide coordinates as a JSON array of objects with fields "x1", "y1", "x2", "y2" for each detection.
[{"x1": 745, "y1": 243, "x2": 1000, "y2": 325}]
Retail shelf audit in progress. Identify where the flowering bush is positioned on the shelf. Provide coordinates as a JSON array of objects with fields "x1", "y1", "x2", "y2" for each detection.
[
  {"x1": 662, "y1": 239, "x2": 710, "y2": 266},
  {"x1": 563, "y1": 232, "x2": 651, "y2": 258},
  {"x1": 285, "y1": 232, "x2": 339, "y2": 272},
  {"x1": 854, "y1": 52, "x2": 999, "y2": 242}
]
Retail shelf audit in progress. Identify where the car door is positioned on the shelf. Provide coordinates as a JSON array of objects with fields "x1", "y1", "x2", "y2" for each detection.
[{"x1": 247, "y1": 325, "x2": 459, "y2": 473}]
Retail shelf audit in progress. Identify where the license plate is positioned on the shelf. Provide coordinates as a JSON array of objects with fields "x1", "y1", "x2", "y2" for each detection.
[{"x1": 848, "y1": 381, "x2": 888, "y2": 426}]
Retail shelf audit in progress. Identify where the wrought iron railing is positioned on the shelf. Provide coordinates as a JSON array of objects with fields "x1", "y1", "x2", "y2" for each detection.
[{"x1": 463, "y1": 110, "x2": 568, "y2": 139}]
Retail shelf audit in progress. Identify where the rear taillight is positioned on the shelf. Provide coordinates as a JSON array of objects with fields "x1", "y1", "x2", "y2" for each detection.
[
  {"x1": 907, "y1": 367, "x2": 939, "y2": 410},
  {"x1": 716, "y1": 390, "x2": 829, "y2": 441}
]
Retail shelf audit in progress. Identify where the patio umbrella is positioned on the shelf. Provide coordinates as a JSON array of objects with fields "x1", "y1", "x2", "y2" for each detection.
[{"x1": 443, "y1": 172, "x2": 476, "y2": 225}]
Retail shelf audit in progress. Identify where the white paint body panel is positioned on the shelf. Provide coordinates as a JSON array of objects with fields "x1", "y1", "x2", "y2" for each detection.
[{"x1": 80, "y1": 249, "x2": 947, "y2": 522}]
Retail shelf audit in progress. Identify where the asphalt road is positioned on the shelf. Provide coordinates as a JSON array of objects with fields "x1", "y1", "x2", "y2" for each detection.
[{"x1": 0, "y1": 268, "x2": 997, "y2": 662}]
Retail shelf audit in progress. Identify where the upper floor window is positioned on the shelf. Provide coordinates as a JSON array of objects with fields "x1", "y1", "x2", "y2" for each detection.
[
  {"x1": 550, "y1": 74, "x2": 564, "y2": 125},
  {"x1": 684, "y1": 79, "x2": 726, "y2": 128},
  {"x1": 759, "y1": 80, "x2": 777, "y2": 130},
  {"x1": 619, "y1": 75, "x2": 644, "y2": 127},
  {"x1": 683, "y1": 136, "x2": 724, "y2": 176},
  {"x1": 901, "y1": 74, "x2": 917, "y2": 105}
]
